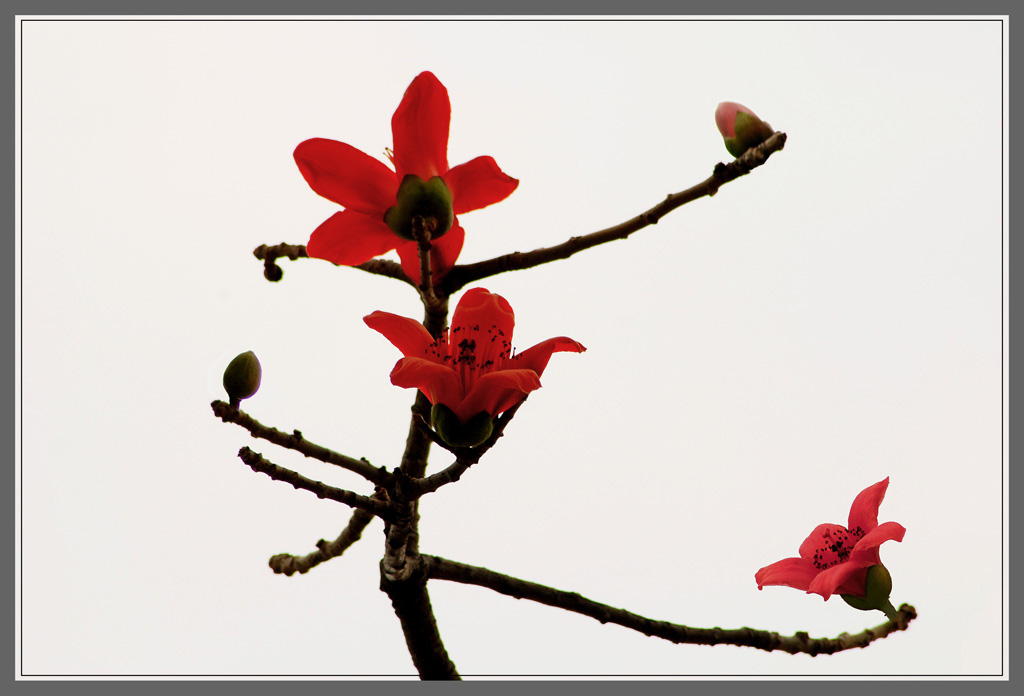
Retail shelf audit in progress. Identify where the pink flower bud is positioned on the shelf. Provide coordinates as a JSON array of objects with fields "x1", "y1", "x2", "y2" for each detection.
[{"x1": 715, "y1": 101, "x2": 774, "y2": 158}]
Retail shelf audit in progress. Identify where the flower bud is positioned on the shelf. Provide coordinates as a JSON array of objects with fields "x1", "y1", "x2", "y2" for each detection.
[
  {"x1": 384, "y1": 174, "x2": 454, "y2": 241},
  {"x1": 715, "y1": 101, "x2": 774, "y2": 158},
  {"x1": 430, "y1": 403, "x2": 494, "y2": 448},
  {"x1": 841, "y1": 564, "x2": 894, "y2": 613},
  {"x1": 223, "y1": 350, "x2": 262, "y2": 406}
]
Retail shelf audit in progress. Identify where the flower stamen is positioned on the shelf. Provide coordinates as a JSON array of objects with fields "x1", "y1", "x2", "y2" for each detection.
[{"x1": 811, "y1": 525, "x2": 866, "y2": 570}]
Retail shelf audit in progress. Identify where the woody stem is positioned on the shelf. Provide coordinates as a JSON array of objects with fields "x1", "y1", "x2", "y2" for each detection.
[
  {"x1": 379, "y1": 295, "x2": 457, "y2": 679},
  {"x1": 411, "y1": 216, "x2": 440, "y2": 310}
]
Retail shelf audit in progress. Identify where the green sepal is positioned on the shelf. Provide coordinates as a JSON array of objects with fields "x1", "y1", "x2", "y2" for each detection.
[
  {"x1": 223, "y1": 350, "x2": 262, "y2": 404},
  {"x1": 841, "y1": 564, "x2": 894, "y2": 613},
  {"x1": 723, "y1": 136, "x2": 747, "y2": 159},
  {"x1": 384, "y1": 174, "x2": 454, "y2": 241},
  {"x1": 430, "y1": 403, "x2": 494, "y2": 448},
  {"x1": 733, "y1": 110, "x2": 774, "y2": 153}
]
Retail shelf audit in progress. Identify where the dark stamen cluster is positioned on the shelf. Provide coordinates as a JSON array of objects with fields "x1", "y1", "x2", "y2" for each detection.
[
  {"x1": 422, "y1": 323, "x2": 514, "y2": 376},
  {"x1": 811, "y1": 525, "x2": 866, "y2": 570}
]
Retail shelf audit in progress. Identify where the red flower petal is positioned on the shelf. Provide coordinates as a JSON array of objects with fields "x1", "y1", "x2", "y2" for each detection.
[
  {"x1": 395, "y1": 220, "x2": 465, "y2": 285},
  {"x1": 848, "y1": 477, "x2": 889, "y2": 535},
  {"x1": 445, "y1": 156, "x2": 519, "y2": 215},
  {"x1": 363, "y1": 310, "x2": 435, "y2": 357},
  {"x1": 294, "y1": 138, "x2": 397, "y2": 214},
  {"x1": 514, "y1": 337, "x2": 587, "y2": 378},
  {"x1": 451, "y1": 288, "x2": 515, "y2": 340},
  {"x1": 391, "y1": 71, "x2": 450, "y2": 180},
  {"x1": 797, "y1": 523, "x2": 847, "y2": 561},
  {"x1": 754, "y1": 557, "x2": 819, "y2": 592},
  {"x1": 306, "y1": 210, "x2": 399, "y2": 266},
  {"x1": 715, "y1": 102, "x2": 742, "y2": 138},
  {"x1": 455, "y1": 368, "x2": 542, "y2": 421},
  {"x1": 852, "y1": 521, "x2": 906, "y2": 553},
  {"x1": 807, "y1": 559, "x2": 873, "y2": 599},
  {"x1": 834, "y1": 566, "x2": 872, "y2": 597},
  {"x1": 389, "y1": 356, "x2": 463, "y2": 409}
]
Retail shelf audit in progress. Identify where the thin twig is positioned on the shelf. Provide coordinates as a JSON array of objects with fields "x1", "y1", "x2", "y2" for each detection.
[
  {"x1": 252, "y1": 242, "x2": 414, "y2": 286},
  {"x1": 252, "y1": 242, "x2": 306, "y2": 282},
  {"x1": 440, "y1": 131, "x2": 787, "y2": 293},
  {"x1": 237, "y1": 447, "x2": 393, "y2": 520},
  {"x1": 413, "y1": 400, "x2": 526, "y2": 497},
  {"x1": 355, "y1": 258, "x2": 416, "y2": 285},
  {"x1": 211, "y1": 400, "x2": 389, "y2": 487},
  {"x1": 424, "y1": 554, "x2": 916, "y2": 656},
  {"x1": 268, "y1": 508, "x2": 376, "y2": 576}
]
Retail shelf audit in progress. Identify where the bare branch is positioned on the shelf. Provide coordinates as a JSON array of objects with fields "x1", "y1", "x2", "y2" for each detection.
[
  {"x1": 211, "y1": 400, "x2": 389, "y2": 487},
  {"x1": 237, "y1": 447, "x2": 393, "y2": 520},
  {"x1": 252, "y1": 242, "x2": 414, "y2": 286},
  {"x1": 268, "y1": 508, "x2": 376, "y2": 576},
  {"x1": 424, "y1": 554, "x2": 916, "y2": 656},
  {"x1": 354, "y1": 258, "x2": 416, "y2": 286},
  {"x1": 441, "y1": 131, "x2": 787, "y2": 293}
]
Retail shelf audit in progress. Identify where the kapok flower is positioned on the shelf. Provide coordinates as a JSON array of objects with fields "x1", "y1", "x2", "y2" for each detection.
[
  {"x1": 715, "y1": 101, "x2": 774, "y2": 158},
  {"x1": 755, "y1": 477, "x2": 906, "y2": 601},
  {"x1": 364, "y1": 287, "x2": 585, "y2": 447},
  {"x1": 295, "y1": 71, "x2": 519, "y2": 284}
]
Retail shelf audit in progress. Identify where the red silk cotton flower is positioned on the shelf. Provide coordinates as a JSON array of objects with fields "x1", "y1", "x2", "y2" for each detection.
[
  {"x1": 755, "y1": 477, "x2": 906, "y2": 600},
  {"x1": 294, "y1": 71, "x2": 518, "y2": 284},
  {"x1": 364, "y1": 287, "x2": 585, "y2": 429}
]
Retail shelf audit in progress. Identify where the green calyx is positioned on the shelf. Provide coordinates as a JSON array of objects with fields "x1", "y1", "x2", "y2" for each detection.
[
  {"x1": 722, "y1": 137, "x2": 747, "y2": 159},
  {"x1": 223, "y1": 350, "x2": 262, "y2": 406},
  {"x1": 384, "y1": 174, "x2": 454, "y2": 241},
  {"x1": 841, "y1": 564, "x2": 898, "y2": 621},
  {"x1": 731, "y1": 110, "x2": 775, "y2": 156},
  {"x1": 430, "y1": 403, "x2": 494, "y2": 448}
]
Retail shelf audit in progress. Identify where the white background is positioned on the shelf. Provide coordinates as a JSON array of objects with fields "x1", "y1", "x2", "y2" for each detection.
[{"x1": 16, "y1": 18, "x2": 1005, "y2": 677}]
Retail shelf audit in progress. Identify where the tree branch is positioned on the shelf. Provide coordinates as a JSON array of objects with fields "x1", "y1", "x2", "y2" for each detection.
[
  {"x1": 237, "y1": 447, "x2": 393, "y2": 520},
  {"x1": 268, "y1": 508, "x2": 376, "y2": 576},
  {"x1": 211, "y1": 400, "x2": 389, "y2": 487},
  {"x1": 440, "y1": 131, "x2": 787, "y2": 293},
  {"x1": 376, "y1": 301, "x2": 462, "y2": 680},
  {"x1": 380, "y1": 558, "x2": 460, "y2": 680},
  {"x1": 424, "y1": 554, "x2": 916, "y2": 657},
  {"x1": 252, "y1": 242, "x2": 414, "y2": 286}
]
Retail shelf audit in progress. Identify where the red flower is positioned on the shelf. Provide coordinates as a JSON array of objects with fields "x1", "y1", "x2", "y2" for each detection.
[
  {"x1": 364, "y1": 288, "x2": 585, "y2": 423},
  {"x1": 295, "y1": 71, "x2": 519, "y2": 284},
  {"x1": 755, "y1": 477, "x2": 906, "y2": 600}
]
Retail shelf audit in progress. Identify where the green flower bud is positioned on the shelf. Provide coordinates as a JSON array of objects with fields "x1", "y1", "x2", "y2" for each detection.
[
  {"x1": 841, "y1": 564, "x2": 895, "y2": 614},
  {"x1": 430, "y1": 403, "x2": 494, "y2": 448},
  {"x1": 223, "y1": 350, "x2": 262, "y2": 406},
  {"x1": 384, "y1": 174, "x2": 454, "y2": 241},
  {"x1": 716, "y1": 101, "x2": 774, "y2": 158},
  {"x1": 733, "y1": 110, "x2": 775, "y2": 152}
]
